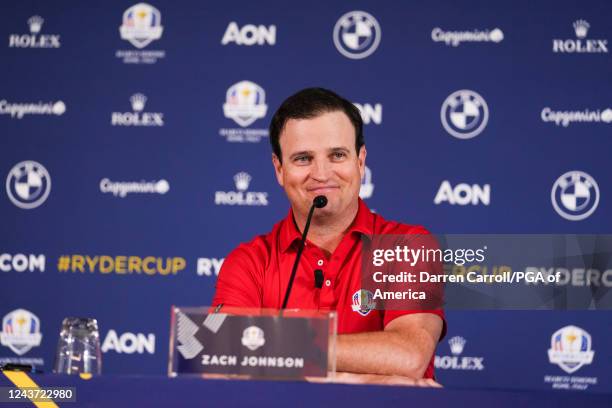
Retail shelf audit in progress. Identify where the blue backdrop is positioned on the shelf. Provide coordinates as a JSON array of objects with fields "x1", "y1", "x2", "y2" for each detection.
[{"x1": 1, "y1": 0, "x2": 610, "y2": 393}]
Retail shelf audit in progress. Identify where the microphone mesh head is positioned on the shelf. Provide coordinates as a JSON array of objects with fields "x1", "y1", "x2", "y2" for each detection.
[{"x1": 313, "y1": 195, "x2": 328, "y2": 208}]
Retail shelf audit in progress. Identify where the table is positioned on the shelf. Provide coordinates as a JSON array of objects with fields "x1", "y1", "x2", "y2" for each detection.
[{"x1": 1, "y1": 372, "x2": 610, "y2": 408}]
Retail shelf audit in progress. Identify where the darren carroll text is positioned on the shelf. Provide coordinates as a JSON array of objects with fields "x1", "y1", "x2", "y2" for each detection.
[{"x1": 372, "y1": 271, "x2": 563, "y2": 284}]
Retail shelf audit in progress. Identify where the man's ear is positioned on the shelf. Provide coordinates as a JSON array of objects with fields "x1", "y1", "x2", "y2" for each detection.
[
  {"x1": 358, "y1": 145, "x2": 367, "y2": 179},
  {"x1": 272, "y1": 153, "x2": 284, "y2": 187}
]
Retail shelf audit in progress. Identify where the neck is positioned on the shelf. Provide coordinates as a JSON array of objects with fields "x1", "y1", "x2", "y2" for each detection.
[{"x1": 293, "y1": 200, "x2": 359, "y2": 255}]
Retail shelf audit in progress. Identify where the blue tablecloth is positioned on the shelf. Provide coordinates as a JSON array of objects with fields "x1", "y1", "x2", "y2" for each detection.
[{"x1": 1, "y1": 373, "x2": 611, "y2": 407}]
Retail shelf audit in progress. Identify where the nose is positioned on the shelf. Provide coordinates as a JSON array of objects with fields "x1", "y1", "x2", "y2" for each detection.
[{"x1": 310, "y1": 157, "x2": 331, "y2": 182}]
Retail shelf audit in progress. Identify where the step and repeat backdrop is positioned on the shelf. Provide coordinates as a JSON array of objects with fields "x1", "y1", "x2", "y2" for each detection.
[{"x1": 1, "y1": 0, "x2": 611, "y2": 393}]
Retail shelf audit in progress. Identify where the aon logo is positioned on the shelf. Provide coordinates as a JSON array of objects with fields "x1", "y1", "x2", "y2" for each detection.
[
  {"x1": 101, "y1": 330, "x2": 155, "y2": 354},
  {"x1": 222, "y1": 22, "x2": 276, "y2": 46},
  {"x1": 434, "y1": 181, "x2": 490, "y2": 206}
]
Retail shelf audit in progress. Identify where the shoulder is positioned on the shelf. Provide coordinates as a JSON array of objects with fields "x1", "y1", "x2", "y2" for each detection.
[
  {"x1": 371, "y1": 212, "x2": 430, "y2": 235},
  {"x1": 223, "y1": 218, "x2": 284, "y2": 266}
]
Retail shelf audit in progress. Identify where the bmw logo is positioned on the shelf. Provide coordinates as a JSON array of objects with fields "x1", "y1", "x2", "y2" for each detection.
[
  {"x1": 5, "y1": 160, "x2": 51, "y2": 209},
  {"x1": 333, "y1": 11, "x2": 381, "y2": 59},
  {"x1": 551, "y1": 171, "x2": 599, "y2": 221},
  {"x1": 441, "y1": 90, "x2": 489, "y2": 139}
]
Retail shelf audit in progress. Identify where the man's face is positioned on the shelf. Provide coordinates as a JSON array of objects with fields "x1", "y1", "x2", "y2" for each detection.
[{"x1": 272, "y1": 110, "x2": 366, "y2": 219}]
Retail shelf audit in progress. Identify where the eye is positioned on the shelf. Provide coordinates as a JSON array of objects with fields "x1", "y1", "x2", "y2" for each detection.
[
  {"x1": 331, "y1": 151, "x2": 347, "y2": 160},
  {"x1": 294, "y1": 155, "x2": 312, "y2": 164}
]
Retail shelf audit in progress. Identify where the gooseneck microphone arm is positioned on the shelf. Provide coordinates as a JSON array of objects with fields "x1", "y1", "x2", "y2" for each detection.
[{"x1": 281, "y1": 195, "x2": 327, "y2": 310}]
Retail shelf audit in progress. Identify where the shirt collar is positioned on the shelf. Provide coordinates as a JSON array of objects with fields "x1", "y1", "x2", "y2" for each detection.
[{"x1": 280, "y1": 198, "x2": 374, "y2": 253}]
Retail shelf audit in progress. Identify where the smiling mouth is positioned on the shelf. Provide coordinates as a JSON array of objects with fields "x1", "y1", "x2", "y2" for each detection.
[{"x1": 307, "y1": 186, "x2": 340, "y2": 193}]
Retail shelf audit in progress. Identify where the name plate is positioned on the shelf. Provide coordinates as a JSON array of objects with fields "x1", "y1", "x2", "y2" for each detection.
[{"x1": 168, "y1": 306, "x2": 336, "y2": 379}]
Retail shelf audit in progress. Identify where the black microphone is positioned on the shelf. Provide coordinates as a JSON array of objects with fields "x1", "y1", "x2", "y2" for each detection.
[
  {"x1": 314, "y1": 269, "x2": 324, "y2": 289},
  {"x1": 281, "y1": 195, "x2": 328, "y2": 309}
]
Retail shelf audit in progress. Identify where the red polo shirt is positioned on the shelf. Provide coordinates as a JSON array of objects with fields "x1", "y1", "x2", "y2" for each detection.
[{"x1": 212, "y1": 198, "x2": 446, "y2": 379}]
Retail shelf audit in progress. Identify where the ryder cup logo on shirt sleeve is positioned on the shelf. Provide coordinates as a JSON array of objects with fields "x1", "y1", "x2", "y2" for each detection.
[
  {"x1": 441, "y1": 90, "x2": 489, "y2": 139},
  {"x1": 333, "y1": 11, "x2": 381, "y2": 59},
  {"x1": 351, "y1": 289, "x2": 376, "y2": 316},
  {"x1": 551, "y1": 171, "x2": 599, "y2": 221},
  {"x1": 6, "y1": 161, "x2": 51, "y2": 209}
]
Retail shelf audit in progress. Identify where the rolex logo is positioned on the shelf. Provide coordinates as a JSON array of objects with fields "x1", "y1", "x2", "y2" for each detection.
[
  {"x1": 28, "y1": 16, "x2": 44, "y2": 34},
  {"x1": 9, "y1": 15, "x2": 61, "y2": 49},
  {"x1": 111, "y1": 93, "x2": 164, "y2": 127},
  {"x1": 449, "y1": 336, "x2": 466, "y2": 355},
  {"x1": 130, "y1": 93, "x2": 147, "y2": 112},
  {"x1": 233, "y1": 172, "x2": 251, "y2": 192},
  {"x1": 215, "y1": 172, "x2": 268, "y2": 206},
  {"x1": 552, "y1": 20, "x2": 608, "y2": 54},
  {"x1": 573, "y1": 19, "x2": 590, "y2": 39}
]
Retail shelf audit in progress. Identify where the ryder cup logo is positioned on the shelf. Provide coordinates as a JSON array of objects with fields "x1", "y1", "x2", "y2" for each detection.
[
  {"x1": 333, "y1": 11, "x2": 381, "y2": 59},
  {"x1": 551, "y1": 171, "x2": 599, "y2": 221},
  {"x1": 119, "y1": 3, "x2": 163, "y2": 49},
  {"x1": 548, "y1": 326, "x2": 594, "y2": 374},
  {"x1": 441, "y1": 90, "x2": 489, "y2": 139},
  {"x1": 351, "y1": 289, "x2": 376, "y2": 316},
  {"x1": 0, "y1": 309, "x2": 42, "y2": 355},
  {"x1": 223, "y1": 81, "x2": 268, "y2": 127},
  {"x1": 6, "y1": 161, "x2": 51, "y2": 209},
  {"x1": 241, "y1": 326, "x2": 265, "y2": 351}
]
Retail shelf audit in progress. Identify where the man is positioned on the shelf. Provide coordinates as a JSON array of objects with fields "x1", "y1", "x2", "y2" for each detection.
[{"x1": 212, "y1": 88, "x2": 445, "y2": 383}]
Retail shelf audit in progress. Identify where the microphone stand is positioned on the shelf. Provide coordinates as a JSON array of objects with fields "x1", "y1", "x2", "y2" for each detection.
[{"x1": 281, "y1": 196, "x2": 327, "y2": 310}]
